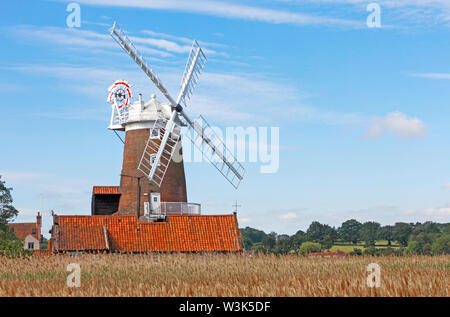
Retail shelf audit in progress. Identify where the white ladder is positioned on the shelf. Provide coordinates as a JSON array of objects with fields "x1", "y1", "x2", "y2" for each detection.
[{"x1": 138, "y1": 119, "x2": 182, "y2": 187}]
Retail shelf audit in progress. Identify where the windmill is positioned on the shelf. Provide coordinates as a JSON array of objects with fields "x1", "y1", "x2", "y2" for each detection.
[{"x1": 108, "y1": 22, "x2": 245, "y2": 218}]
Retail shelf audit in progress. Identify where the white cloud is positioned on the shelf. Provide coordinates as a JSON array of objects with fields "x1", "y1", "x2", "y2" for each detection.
[
  {"x1": 14, "y1": 207, "x2": 39, "y2": 219},
  {"x1": 8, "y1": 25, "x2": 428, "y2": 133},
  {"x1": 279, "y1": 0, "x2": 450, "y2": 27},
  {"x1": 74, "y1": 0, "x2": 363, "y2": 28},
  {"x1": 279, "y1": 212, "x2": 297, "y2": 220},
  {"x1": 238, "y1": 217, "x2": 252, "y2": 225},
  {"x1": 10, "y1": 25, "x2": 175, "y2": 58},
  {"x1": 9, "y1": 61, "x2": 406, "y2": 136},
  {"x1": 444, "y1": 183, "x2": 450, "y2": 189},
  {"x1": 323, "y1": 205, "x2": 398, "y2": 226},
  {"x1": 366, "y1": 111, "x2": 426, "y2": 139},
  {"x1": 9, "y1": 24, "x2": 228, "y2": 59},
  {"x1": 412, "y1": 73, "x2": 450, "y2": 79},
  {"x1": 400, "y1": 205, "x2": 450, "y2": 222},
  {"x1": 141, "y1": 30, "x2": 227, "y2": 51},
  {"x1": 0, "y1": 171, "x2": 47, "y2": 182}
]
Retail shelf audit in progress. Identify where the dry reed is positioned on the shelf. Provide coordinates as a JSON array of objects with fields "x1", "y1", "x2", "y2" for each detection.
[{"x1": 0, "y1": 253, "x2": 448, "y2": 297}]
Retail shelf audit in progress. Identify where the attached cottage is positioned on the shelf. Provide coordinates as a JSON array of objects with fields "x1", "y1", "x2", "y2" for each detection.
[{"x1": 7, "y1": 212, "x2": 42, "y2": 250}]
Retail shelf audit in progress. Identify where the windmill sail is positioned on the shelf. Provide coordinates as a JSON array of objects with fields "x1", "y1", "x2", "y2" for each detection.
[
  {"x1": 110, "y1": 22, "x2": 177, "y2": 106},
  {"x1": 183, "y1": 115, "x2": 245, "y2": 189},
  {"x1": 110, "y1": 21, "x2": 181, "y2": 186},
  {"x1": 110, "y1": 21, "x2": 245, "y2": 189},
  {"x1": 177, "y1": 40, "x2": 206, "y2": 108}
]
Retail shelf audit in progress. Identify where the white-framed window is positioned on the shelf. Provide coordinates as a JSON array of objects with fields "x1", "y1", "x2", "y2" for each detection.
[
  {"x1": 150, "y1": 154, "x2": 161, "y2": 167},
  {"x1": 150, "y1": 153, "x2": 156, "y2": 165},
  {"x1": 150, "y1": 128, "x2": 160, "y2": 139},
  {"x1": 28, "y1": 242, "x2": 34, "y2": 250}
]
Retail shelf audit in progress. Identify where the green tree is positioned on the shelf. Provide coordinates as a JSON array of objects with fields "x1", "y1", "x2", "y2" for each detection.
[
  {"x1": 443, "y1": 224, "x2": 450, "y2": 234},
  {"x1": 378, "y1": 225, "x2": 394, "y2": 246},
  {"x1": 274, "y1": 234, "x2": 291, "y2": 254},
  {"x1": 0, "y1": 223, "x2": 30, "y2": 258},
  {"x1": 412, "y1": 222, "x2": 441, "y2": 236},
  {"x1": 262, "y1": 234, "x2": 276, "y2": 250},
  {"x1": 289, "y1": 230, "x2": 306, "y2": 251},
  {"x1": 393, "y1": 222, "x2": 413, "y2": 247},
  {"x1": 299, "y1": 242, "x2": 321, "y2": 256},
  {"x1": 406, "y1": 240, "x2": 422, "y2": 255},
  {"x1": 242, "y1": 235, "x2": 253, "y2": 249},
  {"x1": 306, "y1": 221, "x2": 325, "y2": 242},
  {"x1": 360, "y1": 222, "x2": 380, "y2": 247},
  {"x1": 431, "y1": 234, "x2": 450, "y2": 255},
  {"x1": 240, "y1": 227, "x2": 266, "y2": 244},
  {"x1": 0, "y1": 176, "x2": 19, "y2": 224},
  {"x1": 338, "y1": 219, "x2": 362, "y2": 244},
  {"x1": 306, "y1": 221, "x2": 337, "y2": 245},
  {"x1": 321, "y1": 235, "x2": 334, "y2": 250}
]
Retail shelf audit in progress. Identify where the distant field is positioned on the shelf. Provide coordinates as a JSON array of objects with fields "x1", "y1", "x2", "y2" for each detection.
[
  {"x1": 0, "y1": 254, "x2": 448, "y2": 297},
  {"x1": 330, "y1": 240, "x2": 401, "y2": 253}
]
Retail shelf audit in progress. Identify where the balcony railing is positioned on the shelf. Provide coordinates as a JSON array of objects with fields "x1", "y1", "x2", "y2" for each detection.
[{"x1": 150, "y1": 202, "x2": 201, "y2": 216}]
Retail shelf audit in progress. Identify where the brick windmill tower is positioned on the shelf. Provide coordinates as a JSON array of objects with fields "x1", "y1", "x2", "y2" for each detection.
[
  {"x1": 107, "y1": 23, "x2": 245, "y2": 220},
  {"x1": 108, "y1": 87, "x2": 187, "y2": 217}
]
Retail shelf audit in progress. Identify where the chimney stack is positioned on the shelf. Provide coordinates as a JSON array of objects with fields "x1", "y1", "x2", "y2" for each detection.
[{"x1": 36, "y1": 212, "x2": 42, "y2": 241}]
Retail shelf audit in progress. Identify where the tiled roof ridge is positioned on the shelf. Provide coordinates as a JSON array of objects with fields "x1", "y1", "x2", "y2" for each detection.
[{"x1": 57, "y1": 214, "x2": 235, "y2": 218}]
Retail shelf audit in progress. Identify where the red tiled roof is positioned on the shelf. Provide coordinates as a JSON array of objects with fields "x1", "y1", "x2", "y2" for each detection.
[
  {"x1": 58, "y1": 224, "x2": 109, "y2": 251},
  {"x1": 54, "y1": 214, "x2": 242, "y2": 252},
  {"x1": 7, "y1": 223, "x2": 39, "y2": 240},
  {"x1": 93, "y1": 186, "x2": 120, "y2": 195}
]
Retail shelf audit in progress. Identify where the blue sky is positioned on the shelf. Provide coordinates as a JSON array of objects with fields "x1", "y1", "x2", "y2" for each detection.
[{"x1": 1, "y1": 0, "x2": 450, "y2": 238}]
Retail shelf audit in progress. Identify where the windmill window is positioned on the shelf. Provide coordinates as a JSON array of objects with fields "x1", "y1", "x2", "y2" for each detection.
[
  {"x1": 32, "y1": 229, "x2": 36, "y2": 234},
  {"x1": 28, "y1": 242, "x2": 34, "y2": 250},
  {"x1": 150, "y1": 128, "x2": 160, "y2": 139}
]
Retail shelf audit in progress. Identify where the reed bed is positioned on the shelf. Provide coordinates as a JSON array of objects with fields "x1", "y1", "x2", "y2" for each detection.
[{"x1": 0, "y1": 253, "x2": 448, "y2": 297}]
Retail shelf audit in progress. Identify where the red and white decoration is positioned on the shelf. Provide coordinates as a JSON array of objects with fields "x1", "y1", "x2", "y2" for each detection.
[{"x1": 107, "y1": 80, "x2": 132, "y2": 110}]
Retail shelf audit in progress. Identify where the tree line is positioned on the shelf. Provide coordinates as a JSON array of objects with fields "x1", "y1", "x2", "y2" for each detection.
[
  {"x1": 0, "y1": 175, "x2": 30, "y2": 257},
  {"x1": 1, "y1": 175, "x2": 449, "y2": 256},
  {"x1": 240, "y1": 219, "x2": 450, "y2": 256}
]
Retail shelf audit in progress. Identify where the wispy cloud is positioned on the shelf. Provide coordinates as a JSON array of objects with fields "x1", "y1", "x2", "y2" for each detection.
[
  {"x1": 0, "y1": 171, "x2": 47, "y2": 182},
  {"x1": 366, "y1": 111, "x2": 427, "y2": 139},
  {"x1": 72, "y1": 0, "x2": 363, "y2": 28},
  {"x1": 10, "y1": 25, "x2": 175, "y2": 58},
  {"x1": 141, "y1": 29, "x2": 227, "y2": 50},
  {"x1": 70, "y1": 0, "x2": 450, "y2": 28},
  {"x1": 400, "y1": 205, "x2": 450, "y2": 222},
  {"x1": 238, "y1": 217, "x2": 252, "y2": 225},
  {"x1": 279, "y1": 212, "x2": 297, "y2": 220},
  {"x1": 9, "y1": 61, "x2": 426, "y2": 141},
  {"x1": 9, "y1": 24, "x2": 231, "y2": 65},
  {"x1": 412, "y1": 73, "x2": 450, "y2": 79},
  {"x1": 279, "y1": 0, "x2": 450, "y2": 27},
  {"x1": 6, "y1": 23, "x2": 428, "y2": 134}
]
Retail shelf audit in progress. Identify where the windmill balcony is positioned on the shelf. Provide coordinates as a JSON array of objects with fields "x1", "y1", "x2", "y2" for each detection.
[{"x1": 151, "y1": 202, "x2": 201, "y2": 216}]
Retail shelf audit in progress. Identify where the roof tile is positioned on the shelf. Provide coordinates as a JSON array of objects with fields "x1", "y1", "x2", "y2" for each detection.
[
  {"x1": 93, "y1": 186, "x2": 120, "y2": 195},
  {"x1": 54, "y1": 214, "x2": 242, "y2": 252}
]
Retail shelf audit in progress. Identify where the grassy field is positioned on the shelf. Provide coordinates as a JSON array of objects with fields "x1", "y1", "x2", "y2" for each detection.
[
  {"x1": 329, "y1": 240, "x2": 402, "y2": 253},
  {"x1": 0, "y1": 253, "x2": 448, "y2": 297}
]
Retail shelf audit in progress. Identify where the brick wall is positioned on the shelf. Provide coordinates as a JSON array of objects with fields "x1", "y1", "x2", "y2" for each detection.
[{"x1": 118, "y1": 128, "x2": 187, "y2": 217}]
